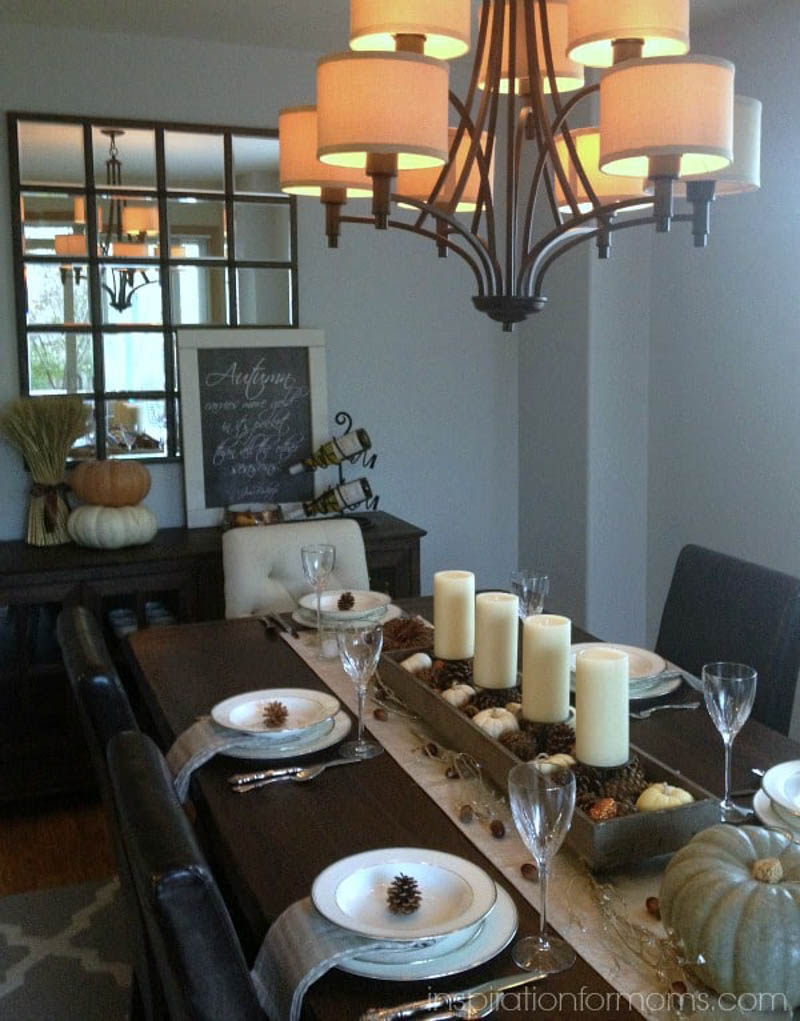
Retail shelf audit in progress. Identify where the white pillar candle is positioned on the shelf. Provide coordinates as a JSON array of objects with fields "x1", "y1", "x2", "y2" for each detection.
[
  {"x1": 574, "y1": 647, "x2": 629, "y2": 767},
  {"x1": 473, "y1": 591, "x2": 519, "y2": 688},
  {"x1": 521, "y1": 614, "x2": 571, "y2": 722},
  {"x1": 433, "y1": 570, "x2": 475, "y2": 660}
]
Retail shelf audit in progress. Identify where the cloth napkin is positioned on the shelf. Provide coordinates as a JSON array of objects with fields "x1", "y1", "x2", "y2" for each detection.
[
  {"x1": 251, "y1": 897, "x2": 408, "y2": 1021},
  {"x1": 166, "y1": 717, "x2": 289, "y2": 801}
]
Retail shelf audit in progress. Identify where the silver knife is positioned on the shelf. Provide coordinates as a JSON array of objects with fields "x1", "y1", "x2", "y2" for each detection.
[
  {"x1": 228, "y1": 765, "x2": 303, "y2": 785},
  {"x1": 358, "y1": 970, "x2": 547, "y2": 1021},
  {"x1": 268, "y1": 611, "x2": 300, "y2": 639}
]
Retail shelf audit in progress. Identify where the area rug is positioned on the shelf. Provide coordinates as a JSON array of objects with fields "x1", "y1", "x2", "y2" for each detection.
[{"x1": 0, "y1": 877, "x2": 131, "y2": 1021}]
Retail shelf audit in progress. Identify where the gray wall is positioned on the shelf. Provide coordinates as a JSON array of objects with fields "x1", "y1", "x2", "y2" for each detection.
[{"x1": 0, "y1": 22, "x2": 518, "y2": 592}]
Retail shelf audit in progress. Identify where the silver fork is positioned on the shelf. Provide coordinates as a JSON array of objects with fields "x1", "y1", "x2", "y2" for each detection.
[
  {"x1": 231, "y1": 756, "x2": 361, "y2": 792},
  {"x1": 629, "y1": 700, "x2": 701, "y2": 720}
]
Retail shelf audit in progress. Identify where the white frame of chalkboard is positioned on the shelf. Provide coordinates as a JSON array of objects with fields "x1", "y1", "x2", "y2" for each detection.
[{"x1": 177, "y1": 328, "x2": 328, "y2": 527}]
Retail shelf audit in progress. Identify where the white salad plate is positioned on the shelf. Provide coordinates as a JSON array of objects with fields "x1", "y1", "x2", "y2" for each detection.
[
  {"x1": 338, "y1": 885, "x2": 518, "y2": 981},
  {"x1": 221, "y1": 711, "x2": 352, "y2": 761},
  {"x1": 753, "y1": 789, "x2": 800, "y2": 835},
  {"x1": 312, "y1": 847, "x2": 497, "y2": 942},
  {"x1": 211, "y1": 688, "x2": 340, "y2": 737},
  {"x1": 298, "y1": 589, "x2": 392, "y2": 621},
  {"x1": 292, "y1": 603, "x2": 403, "y2": 631},
  {"x1": 761, "y1": 760, "x2": 800, "y2": 817}
]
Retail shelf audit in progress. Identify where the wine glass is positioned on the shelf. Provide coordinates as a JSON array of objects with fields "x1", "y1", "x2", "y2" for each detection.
[
  {"x1": 510, "y1": 570, "x2": 550, "y2": 619},
  {"x1": 337, "y1": 623, "x2": 384, "y2": 760},
  {"x1": 702, "y1": 662, "x2": 757, "y2": 822},
  {"x1": 301, "y1": 544, "x2": 336, "y2": 654},
  {"x1": 508, "y1": 760, "x2": 576, "y2": 974}
]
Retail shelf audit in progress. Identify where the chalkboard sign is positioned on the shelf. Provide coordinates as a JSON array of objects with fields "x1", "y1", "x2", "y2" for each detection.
[{"x1": 178, "y1": 329, "x2": 328, "y2": 526}]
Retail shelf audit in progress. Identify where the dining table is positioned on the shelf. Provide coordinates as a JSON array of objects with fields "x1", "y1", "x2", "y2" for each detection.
[{"x1": 123, "y1": 596, "x2": 800, "y2": 1020}]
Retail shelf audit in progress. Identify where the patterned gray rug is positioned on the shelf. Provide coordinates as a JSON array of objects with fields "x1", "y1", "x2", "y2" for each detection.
[{"x1": 0, "y1": 877, "x2": 132, "y2": 1020}]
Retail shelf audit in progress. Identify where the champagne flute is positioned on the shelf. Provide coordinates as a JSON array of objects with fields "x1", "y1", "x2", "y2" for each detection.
[
  {"x1": 508, "y1": 760, "x2": 576, "y2": 974},
  {"x1": 337, "y1": 623, "x2": 384, "y2": 760},
  {"x1": 301, "y1": 544, "x2": 335, "y2": 654},
  {"x1": 510, "y1": 570, "x2": 550, "y2": 619},
  {"x1": 702, "y1": 662, "x2": 757, "y2": 822}
]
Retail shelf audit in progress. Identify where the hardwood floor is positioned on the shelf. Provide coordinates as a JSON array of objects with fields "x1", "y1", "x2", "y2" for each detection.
[{"x1": 0, "y1": 795, "x2": 115, "y2": 896}]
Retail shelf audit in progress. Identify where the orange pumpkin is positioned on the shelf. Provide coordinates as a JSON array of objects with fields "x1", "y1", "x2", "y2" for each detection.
[{"x1": 69, "y1": 460, "x2": 151, "y2": 507}]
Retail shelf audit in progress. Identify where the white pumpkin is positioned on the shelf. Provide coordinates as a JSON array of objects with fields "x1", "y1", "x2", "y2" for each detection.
[
  {"x1": 539, "y1": 752, "x2": 576, "y2": 768},
  {"x1": 635, "y1": 781, "x2": 694, "y2": 812},
  {"x1": 68, "y1": 504, "x2": 158, "y2": 549},
  {"x1": 441, "y1": 683, "x2": 475, "y2": 708},
  {"x1": 473, "y1": 707, "x2": 519, "y2": 740}
]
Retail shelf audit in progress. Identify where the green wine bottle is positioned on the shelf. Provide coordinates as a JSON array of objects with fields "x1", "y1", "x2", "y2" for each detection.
[
  {"x1": 280, "y1": 477, "x2": 373, "y2": 520},
  {"x1": 288, "y1": 429, "x2": 372, "y2": 474}
]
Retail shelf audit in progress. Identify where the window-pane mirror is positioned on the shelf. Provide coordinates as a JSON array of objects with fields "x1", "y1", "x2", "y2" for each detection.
[{"x1": 9, "y1": 113, "x2": 296, "y2": 460}]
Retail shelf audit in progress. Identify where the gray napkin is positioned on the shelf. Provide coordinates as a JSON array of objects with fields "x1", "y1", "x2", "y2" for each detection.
[
  {"x1": 166, "y1": 717, "x2": 287, "y2": 801},
  {"x1": 251, "y1": 897, "x2": 406, "y2": 1021}
]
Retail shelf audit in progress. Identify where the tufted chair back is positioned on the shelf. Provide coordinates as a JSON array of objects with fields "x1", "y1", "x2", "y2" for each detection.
[{"x1": 222, "y1": 517, "x2": 369, "y2": 618}]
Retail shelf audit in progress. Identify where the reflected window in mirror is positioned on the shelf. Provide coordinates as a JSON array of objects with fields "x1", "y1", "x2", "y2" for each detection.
[{"x1": 8, "y1": 113, "x2": 297, "y2": 460}]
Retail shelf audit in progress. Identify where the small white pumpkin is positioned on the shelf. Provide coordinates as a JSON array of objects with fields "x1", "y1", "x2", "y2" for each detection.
[
  {"x1": 539, "y1": 752, "x2": 576, "y2": 768},
  {"x1": 441, "y1": 683, "x2": 475, "y2": 709},
  {"x1": 635, "y1": 781, "x2": 694, "y2": 812},
  {"x1": 505, "y1": 702, "x2": 523, "y2": 718},
  {"x1": 68, "y1": 504, "x2": 158, "y2": 549},
  {"x1": 473, "y1": 707, "x2": 519, "y2": 740},
  {"x1": 660, "y1": 824, "x2": 800, "y2": 1005}
]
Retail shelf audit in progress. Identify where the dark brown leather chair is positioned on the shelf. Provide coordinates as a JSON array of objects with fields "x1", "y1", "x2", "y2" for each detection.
[
  {"x1": 107, "y1": 730, "x2": 266, "y2": 1021},
  {"x1": 655, "y1": 544, "x2": 800, "y2": 734}
]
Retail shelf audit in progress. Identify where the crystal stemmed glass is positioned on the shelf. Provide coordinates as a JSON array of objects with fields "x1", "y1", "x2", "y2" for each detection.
[
  {"x1": 510, "y1": 570, "x2": 550, "y2": 619},
  {"x1": 301, "y1": 544, "x2": 335, "y2": 653},
  {"x1": 702, "y1": 662, "x2": 758, "y2": 822},
  {"x1": 508, "y1": 760, "x2": 576, "y2": 974},
  {"x1": 337, "y1": 623, "x2": 384, "y2": 760}
]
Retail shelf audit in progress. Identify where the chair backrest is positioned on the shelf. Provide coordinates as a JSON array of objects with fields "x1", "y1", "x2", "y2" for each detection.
[
  {"x1": 107, "y1": 730, "x2": 265, "y2": 1021},
  {"x1": 655, "y1": 544, "x2": 800, "y2": 734},
  {"x1": 223, "y1": 517, "x2": 370, "y2": 618}
]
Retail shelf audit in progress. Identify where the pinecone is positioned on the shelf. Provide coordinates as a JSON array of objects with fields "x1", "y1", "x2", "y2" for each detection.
[
  {"x1": 500, "y1": 730, "x2": 539, "y2": 762},
  {"x1": 473, "y1": 685, "x2": 520, "y2": 711},
  {"x1": 577, "y1": 790, "x2": 599, "y2": 813},
  {"x1": 574, "y1": 762, "x2": 605, "y2": 796},
  {"x1": 337, "y1": 591, "x2": 355, "y2": 611},
  {"x1": 437, "y1": 659, "x2": 474, "y2": 686},
  {"x1": 543, "y1": 723, "x2": 576, "y2": 756},
  {"x1": 262, "y1": 700, "x2": 288, "y2": 728},
  {"x1": 600, "y1": 757, "x2": 648, "y2": 802},
  {"x1": 386, "y1": 873, "x2": 422, "y2": 915}
]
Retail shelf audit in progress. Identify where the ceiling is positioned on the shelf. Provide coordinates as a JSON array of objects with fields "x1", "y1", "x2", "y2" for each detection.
[{"x1": 1, "y1": 0, "x2": 751, "y2": 51}]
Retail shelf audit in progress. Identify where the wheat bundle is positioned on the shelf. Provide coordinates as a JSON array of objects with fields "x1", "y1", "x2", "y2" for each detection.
[{"x1": 0, "y1": 396, "x2": 88, "y2": 545}]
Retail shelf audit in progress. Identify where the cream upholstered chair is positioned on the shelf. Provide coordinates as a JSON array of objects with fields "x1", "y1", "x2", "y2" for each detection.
[{"x1": 222, "y1": 517, "x2": 370, "y2": 618}]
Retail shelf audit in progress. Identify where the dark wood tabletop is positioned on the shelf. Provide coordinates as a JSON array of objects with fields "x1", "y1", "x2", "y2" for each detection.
[{"x1": 124, "y1": 600, "x2": 800, "y2": 1020}]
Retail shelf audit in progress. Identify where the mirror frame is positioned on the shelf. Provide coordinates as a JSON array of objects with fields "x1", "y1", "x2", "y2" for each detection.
[{"x1": 7, "y1": 111, "x2": 298, "y2": 461}]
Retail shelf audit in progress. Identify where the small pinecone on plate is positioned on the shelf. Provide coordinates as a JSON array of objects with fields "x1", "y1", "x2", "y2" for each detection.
[
  {"x1": 542, "y1": 722, "x2": 575, "y2": 756},
  {"x1": 500, "y1": 730, "x2": 539, "y2": 762},
  {"x1": 337, "y1": 591, "x2": 356, "y2": 611},
  {"x1": 387, "y1": 873, "x2": 422, "y2": 915},
  {"x1": 262, "y1": 700, "x2": 289, "y2": 728}
]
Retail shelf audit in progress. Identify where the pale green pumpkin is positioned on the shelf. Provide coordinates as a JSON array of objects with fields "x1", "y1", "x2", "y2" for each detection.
[
  {"x1": 68, "y1": 504, "x2": 158, "y2": 549},
  {"x1": 660, "y1": 824, "x2": 800, "y2": 1005}
]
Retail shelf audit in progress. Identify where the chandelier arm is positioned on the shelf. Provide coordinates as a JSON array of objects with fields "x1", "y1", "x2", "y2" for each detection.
[
  {"x1": 520, "y1": 83, "x2": 600, "y2": 257},
  {"x1": 339, "y1": 210, "x2": 492, "y2": 297},
  {"x1": 504, "y1": 0, "x2": 521, "y2": 296}
]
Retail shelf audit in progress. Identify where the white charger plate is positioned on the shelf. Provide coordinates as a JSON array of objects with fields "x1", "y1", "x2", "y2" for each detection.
[
  {"x1": 299, "y1": 589, "x2": 392, "y2": 621},
  {"x1": 293, "y1": 603, "x2": 403, "y2": 631},
  {"x1": 211, "y1": 688, "x2": 339, "y2": 737},
  {"x1": 570, "y1": 643, "x2": 680, "y2": 701},
  {"x1": 761, "y1": 760, "x2": 800, "y2": 816},
  {"x1": 338, "y1": 885, "x2": 518, "y2": 980},
  {"x1": 753, "y1": 788, "x2": 800, "y2": 835},
  {"x1": 222, "y1": 711, "x2": 351, "y2": 761},
  {"x1": 312, "y1": 847, "x2": 497, "y2": 942}
]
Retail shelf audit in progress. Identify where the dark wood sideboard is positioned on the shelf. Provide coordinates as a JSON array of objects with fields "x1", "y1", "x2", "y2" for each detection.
[{"x1": 0, "y1": 511, "x2": 426, "y2": 804}]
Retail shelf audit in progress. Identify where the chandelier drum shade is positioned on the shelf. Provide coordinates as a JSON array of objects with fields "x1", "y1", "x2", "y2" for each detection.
[
  {"x1": 279, "y1": 106, "x2": 373, "y2": 197},
  {"x1": 675, "y1": 95, "x2": 762, "y2": 197},
  {"x1": 281, "y1": 0, "x2": 757, "y2": 330},
  {"x1": 349, "y1": 0, "x2": 471, "y2": 59},
  {"x1": 566, "y1": 0, "x2": 690, "y2": 67}
]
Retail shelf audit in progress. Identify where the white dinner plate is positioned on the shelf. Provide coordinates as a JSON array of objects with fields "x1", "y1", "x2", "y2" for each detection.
[
  {"x1": 338, "y1": 885, "x2": 518, "y2": 981},
  {"x1": 221, "y1": 710, "x2": 351, "y2": 761},
  {"x1": 570, "y1": 643, "x2": 666, "y2": 681},
  {"x1": 292, "y1": 603, "x2": 403, "y2": 631},
  {"x1": 761, "y1": 760, "x2": 800, "y2": 816},
  {"x1": 753, "y1": 788, "x2": 800, "y2": 835},
  {"x1": 211, "y1": 688, "x2": 340, "y2": 737},
  {"x1": 299, "y1": 589, "x2": 392, "y2": 621},
  {"x1": 312, "y1": 847, "x2": 497, "y2": 942}
]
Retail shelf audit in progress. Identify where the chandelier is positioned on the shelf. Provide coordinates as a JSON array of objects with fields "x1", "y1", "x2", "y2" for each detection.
[{"x1": 278, "y1": 0, "x2": 761, "y2": 331}]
